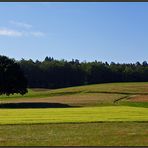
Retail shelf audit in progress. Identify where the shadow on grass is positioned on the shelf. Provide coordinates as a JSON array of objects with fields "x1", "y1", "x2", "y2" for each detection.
[{"x1": 0, "y1": 102, "x2": 77, "y2": 109}]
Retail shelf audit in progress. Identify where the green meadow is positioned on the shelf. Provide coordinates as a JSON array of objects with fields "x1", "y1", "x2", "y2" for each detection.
[
  {"x1": 0, "y1": 106, "x2": 148, "y2": 124},
  {"x1": 0, "y1": 82, "x2": 148, "y2": 146},
  {"x1": 1, "y1": 82, "x2": 148, "y2": 100},
  {"x1": 1, "y1": 122, "x2": 148, "y2": 146}
]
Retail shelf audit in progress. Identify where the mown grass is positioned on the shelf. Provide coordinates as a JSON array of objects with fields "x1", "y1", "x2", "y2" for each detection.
[
  {"x1": 0, "y1": 82, "x2": 148, "y2": 101},
  {"x1": 0, "y1": 106, "x2": 148, "y2": 125},
  {"x1": 46, "y1": 82, "x2": 148, "y2": 95},
  {"x1": 1, "y1": 82, "x2": 148, "y2": 108},
  {"x1": 0, "y1": 122, "x2": 147, "y2": 146},
  {"x1": 0, "y1": 82, "x2": 148, "y2": 146}
]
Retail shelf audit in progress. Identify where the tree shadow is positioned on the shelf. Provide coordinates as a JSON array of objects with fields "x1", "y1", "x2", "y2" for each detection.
[{"x1": 0, "y1": 102, "x2": 77, "y2": 109}]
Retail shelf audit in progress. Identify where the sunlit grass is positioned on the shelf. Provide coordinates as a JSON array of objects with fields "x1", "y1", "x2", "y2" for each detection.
[
  {"x1": 0, "y1": 82, "x2": 148, "y2": 104},
  {"x1": 0, "y1": 106, "x2": 148, "y2": 125},
  {"x1": 0, "y1": 82, "x2": 148, "y2": 146},
  {"x1": 0, "y1": 122, "x2": 148, "y2": 146}
]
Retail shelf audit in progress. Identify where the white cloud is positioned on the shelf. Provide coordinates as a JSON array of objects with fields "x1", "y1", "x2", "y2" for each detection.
[
  {"x1": 0, "y1": 28, "x2": 22, "y2": 37},
  {"x1": 0, "y1": 28, "x2": 45, "y2": 38},
  {"x1": 10, "y1": 20, "x2": 32, "y2": 29}
]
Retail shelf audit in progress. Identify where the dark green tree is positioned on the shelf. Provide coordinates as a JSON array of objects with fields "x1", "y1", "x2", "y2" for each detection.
[
  {"x1": 0, "y1": 55, "x2": 28, "y2": 96},
  {"x1": 18, "y1": 57, "x2": 148, "y2": 89}
]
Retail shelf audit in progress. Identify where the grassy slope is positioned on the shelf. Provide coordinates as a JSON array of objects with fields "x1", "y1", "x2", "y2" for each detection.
[
  {"x1": 0, "y1": 82, "x2": 148, "y2": 107},
  {"x1": 0, "y1": 82, "x2": 148, "y2": 125},
  {"x1": 0, "y1": 82, "x2": 148, "y2": 146},
  {"x1": 0, "y1": 122, "x2": 148, "y2": 146},
  {"x1": 0, "y1": 106, "x2": 148, "y2": 124},
  {"x1": 1, "y1": 82, "x2": 148, "y2": 100}
]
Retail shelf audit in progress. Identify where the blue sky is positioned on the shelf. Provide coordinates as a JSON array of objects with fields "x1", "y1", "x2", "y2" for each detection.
[{"x1": 0, "y1": 2, "x2": 148, "y2": 63}]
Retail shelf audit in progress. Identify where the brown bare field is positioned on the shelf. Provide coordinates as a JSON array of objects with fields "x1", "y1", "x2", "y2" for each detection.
[
  {"x1": 0, "y1": 93, "x2": 125, "y2": 107},
  {"x1": 129, "y1": 95, "x2": 148, "y2": 102}
]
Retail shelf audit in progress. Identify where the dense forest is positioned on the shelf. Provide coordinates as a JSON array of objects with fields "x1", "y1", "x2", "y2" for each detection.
[{"x1": 17, "y1": 57, "x2": 148, "y2": 89}]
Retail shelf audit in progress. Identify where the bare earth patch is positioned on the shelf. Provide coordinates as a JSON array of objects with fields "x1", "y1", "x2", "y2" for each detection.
[
  {"x1": 0, "y1": 93, "x2": 124, "y2": 106},
  {"x1": 129, "y1": 95, "x2": 148, "y2": 102}
]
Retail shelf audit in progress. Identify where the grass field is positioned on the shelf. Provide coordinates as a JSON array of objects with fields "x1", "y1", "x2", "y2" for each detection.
[
  {"x1": 0, "y1": 122, "x2": 147, "y2": 146},
  {"x1": 0, "y1": 82, "x2": 148, "y2": 146},
  {"x1": 0, "y1": 106, "x2": 148, "y2": 124},
  {"x1": 1, "y1": 82, "x2": 148, "y2": 100}
]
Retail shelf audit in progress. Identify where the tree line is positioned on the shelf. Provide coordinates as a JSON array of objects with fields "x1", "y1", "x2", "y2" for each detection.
[{"x1": 18, "y1": 56, "x2": 148, "y2": 89}]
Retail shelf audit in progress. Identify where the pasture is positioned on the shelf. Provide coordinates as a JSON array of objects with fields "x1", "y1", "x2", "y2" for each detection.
[
  {"x1": 0, "y1": 82, "x2": 148, "y2": 146},
  {"x1": 0, "y1": 106, "x2": 148, "y2": 124},
  {"x1": 1, "y1": 123, "x2": 148, "y2": 146}
]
